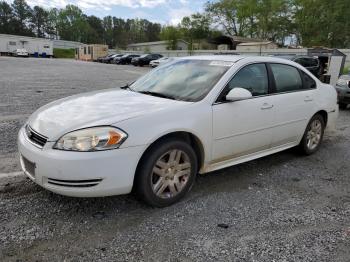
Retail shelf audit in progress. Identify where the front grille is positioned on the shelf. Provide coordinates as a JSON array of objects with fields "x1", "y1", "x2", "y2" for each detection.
[
  {"x1": 26, "y1": 125, "x2": 47, "y2": 148},
  {"x1": 47, "y1": 178, "x2": 102, "y2": 188}
]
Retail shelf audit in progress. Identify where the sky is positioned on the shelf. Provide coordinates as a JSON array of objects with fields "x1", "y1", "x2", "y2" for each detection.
[{"x1": 15, "y1": 0, "x2": 208, "y2": 25}]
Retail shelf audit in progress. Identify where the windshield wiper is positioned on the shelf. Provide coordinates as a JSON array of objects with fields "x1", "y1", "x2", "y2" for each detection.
[
  {"x1": 120, "y1": 83, "x2": 134, "y2": 91},
  {"x1": 138, "y1": 91, "x2": 178, "y2": 100}
]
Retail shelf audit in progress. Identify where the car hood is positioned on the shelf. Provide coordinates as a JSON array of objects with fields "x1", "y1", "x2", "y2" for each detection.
[{"x1": 28, "y1": 89, "x2": 188, "y2": 140}]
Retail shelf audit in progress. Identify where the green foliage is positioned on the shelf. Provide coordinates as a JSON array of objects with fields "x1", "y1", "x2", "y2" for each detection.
[
  {"x1": 0, "y1": 0, "x2": 161, "y2": 48},
  {"x1": 343, "y1": 66, "x2": 350, "y2": 75},
  {"x1": 205, "y1": 0, "x2": 295, "y2": 46},
  {"x1": 10, "y1": 0, "x2": 33, "y2": 36},
  {"x1": 294, "y1": 0, "x2": 350, "y2": 48},
  {"x1": 1, "y1": 0, "x2": 349, "y2": 49},
  {"x1": 160, "y1": 26, "x2": 183, "y2": 50},
  {"x1": 0, "y1": 1, "x2": 13, "y2": 34},
  {"x1": 31, "y1": 6, "x2": 49, "y2": 38},
  {"x1": 180, "y1": 13, "x2": 212, "y2": 50},
  {"x1": 53, "y1": 48, "x2": 75, "y2": 58},
  {"x1": 206, "y1": 0, "x2": 350, "y2": 48}
]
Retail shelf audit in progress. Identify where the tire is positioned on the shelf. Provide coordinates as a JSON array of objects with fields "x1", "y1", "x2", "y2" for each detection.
[
  {"x1": 299, "y1": 114, "x2": 325, "y2": 155},
  {"x1": 135, "y1": 139, "x2": 198, "y2": 207},
  {"x1": 339, "y1": 103, "x2": 348, "y2": 110}
]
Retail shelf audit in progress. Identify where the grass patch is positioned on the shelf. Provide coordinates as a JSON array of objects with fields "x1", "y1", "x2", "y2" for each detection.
[
  {"x1": 53, "y1": 48, "x2": 75, "y2": 59},
  {"x1": 343, "y1": 65, "x2": 350, "y2": 75}
]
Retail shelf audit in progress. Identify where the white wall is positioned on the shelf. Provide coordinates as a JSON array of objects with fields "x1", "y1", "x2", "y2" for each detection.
[
  {"x1": 53, "y1": 39, "x2": 82, "y2": 49},
  {"x1": 0, "y1": 34, "x2": 53, "y2": 56}
]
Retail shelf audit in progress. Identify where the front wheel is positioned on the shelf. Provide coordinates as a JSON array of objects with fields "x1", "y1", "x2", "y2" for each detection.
[
  {"x1": 299, "y1": 114, "x2": 325, "y2": 155},
  {"x1": 135, "y1": 139, "x2": 198, "y2": 207}
]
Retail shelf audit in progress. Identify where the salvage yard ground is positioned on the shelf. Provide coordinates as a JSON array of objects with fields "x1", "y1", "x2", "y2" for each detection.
[{"x1": 0, "y1": 57, "x2": 350, "y2": 261}]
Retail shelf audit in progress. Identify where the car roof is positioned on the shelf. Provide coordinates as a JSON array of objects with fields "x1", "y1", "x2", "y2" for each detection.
[{"x1": 178, "y1": 55, "x2": 309, "y2": 64}]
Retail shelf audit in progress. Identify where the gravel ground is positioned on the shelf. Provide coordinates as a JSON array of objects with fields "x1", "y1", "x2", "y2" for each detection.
[{"x1": 0, "y1": 57, "x2": 350, "y2": 261}]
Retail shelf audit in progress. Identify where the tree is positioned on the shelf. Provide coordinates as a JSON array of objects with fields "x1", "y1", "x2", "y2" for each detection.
[
  {"x1": 57, "y1": 5, "x2": 89, "y2": 42},
  {"x1": 86, "y1": 15, "x2": 104, "y2": 44},
  {"x1": 31, "y1": 6, "x2": 49, "y2": 37},
  {"x1": 11, "y1": 0, "x2": 32, "y2": 36},
  {"x1": 46, "y1": 8, "x2": 59, "y2": 39},
  {"x1": 206, "y1": 0, "x2": 244, "y2": 37},
  {"x1": 160, "y1": 25, "x2": 183, "y2": 50},
  {"x1": 180, "y1": 13, "x2": 212, "y2": 49},
  {"x1": 206, "y1": 0, "x2": 295, "y2": 46},
  {"x1": 0, "y1": 1, "x2": 13, "y2": 34},
  {"x1": 294, "y1": 0, "x2": 350, "y2": 48}
]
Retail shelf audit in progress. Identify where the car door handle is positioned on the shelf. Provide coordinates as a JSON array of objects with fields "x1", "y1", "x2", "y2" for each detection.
[
  {"x1": 304, "y1": 96, "x2": 313, "y2": 102},
  {"x1": 261, "y1": 103, "x2": 274, "y2": 110}
]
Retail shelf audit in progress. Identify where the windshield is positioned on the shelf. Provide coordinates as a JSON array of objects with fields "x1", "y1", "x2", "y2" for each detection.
[
  {"x1": 121, "y1": 54, "x2": 129, "y2": 58},
  {"x1": 130, "y1": 59, "x2": 232, "y2": 101},
  {"x1": 140, "y1": 54, "x2": 148, "y2": 58}
]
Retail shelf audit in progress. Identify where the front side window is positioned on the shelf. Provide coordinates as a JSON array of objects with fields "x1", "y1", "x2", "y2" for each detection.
[
  {"x1": 131, "y1": 60, "x2": 231, "y2": 101},
  {"x1": 226, "y1": 63, "x2": 269, "y2": 97},
  {"x1": 270, "y1": 64, "x2": 303, "y2": 93}
]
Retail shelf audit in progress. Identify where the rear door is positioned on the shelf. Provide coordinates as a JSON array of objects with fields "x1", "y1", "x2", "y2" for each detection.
[{"x1": 268, "y1": 63, "x2": 317, "y2": 147}]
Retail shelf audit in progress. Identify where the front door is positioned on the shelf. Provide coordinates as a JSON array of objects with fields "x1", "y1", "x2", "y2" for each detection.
[{"x1": 212, "y1": 63, "x2": 275, "y2": 163}]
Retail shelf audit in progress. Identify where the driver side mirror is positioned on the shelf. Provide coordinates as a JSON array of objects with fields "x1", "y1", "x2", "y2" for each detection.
[{"x1": 226, "y1": 88, "x2": 252, "y2": 102}]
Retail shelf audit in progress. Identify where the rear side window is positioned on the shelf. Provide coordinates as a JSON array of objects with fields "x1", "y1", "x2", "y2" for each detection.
[
  {"x1": 227, "y1": 63, "x2": 269, "y2": 96},
  {"x1": 300, "y1": 70, "x2": 317, "y2": 89},
  {"x1": 270, "y1": 64, "x2": 303, "y2": 93}
]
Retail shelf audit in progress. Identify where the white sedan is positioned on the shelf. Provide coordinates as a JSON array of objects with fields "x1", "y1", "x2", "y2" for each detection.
[
  {"x1": 150, "y1": 57, "x2": 175, "y2": 68},
  {"x1": 18, "y1": 56, "x2": 338, "y2": 207}
]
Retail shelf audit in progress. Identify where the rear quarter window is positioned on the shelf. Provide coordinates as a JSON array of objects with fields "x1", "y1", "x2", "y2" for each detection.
[{"x1": 300, "y1": 71, "x2": 317, "y2": 89}]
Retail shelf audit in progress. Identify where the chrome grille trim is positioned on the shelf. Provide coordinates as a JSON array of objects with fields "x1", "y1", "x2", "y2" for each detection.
[
  {"x1": 47, "y1": 178, "x2": 103, "y2": 188},
  {"x1": 25, "y1": 125, "x2": 48, "y2": 148}
]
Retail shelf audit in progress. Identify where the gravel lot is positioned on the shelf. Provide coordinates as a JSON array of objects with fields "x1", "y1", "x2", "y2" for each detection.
[{"x1": 0, "y1": 57, "x2": 350, "y2": 261}]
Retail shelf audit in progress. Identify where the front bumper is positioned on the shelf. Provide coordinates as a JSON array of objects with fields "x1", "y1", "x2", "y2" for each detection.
[{"x1": 17, "y1": 127, "x2": 145, "y2": 197}]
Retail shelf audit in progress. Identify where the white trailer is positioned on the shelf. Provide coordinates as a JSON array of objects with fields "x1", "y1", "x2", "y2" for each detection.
[{"x1": 0, "y1": 34, "x2": 53, "y2": 57}]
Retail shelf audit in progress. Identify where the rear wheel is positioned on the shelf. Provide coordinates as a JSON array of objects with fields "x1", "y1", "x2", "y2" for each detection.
[
  {"x1": 135, "y1": 139, "x2": 197, "y2": 207},
  {"x1": 339, "y1": 103, "x2": 348, "y2": 110},
  {"x1": 299, "y1": 114, "x2": 325, "y2": 155}
]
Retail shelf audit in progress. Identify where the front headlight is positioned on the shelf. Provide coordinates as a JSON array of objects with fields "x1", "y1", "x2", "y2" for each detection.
[{"x1": 53, "y1": 126, "x2": 128, "y2": 152}]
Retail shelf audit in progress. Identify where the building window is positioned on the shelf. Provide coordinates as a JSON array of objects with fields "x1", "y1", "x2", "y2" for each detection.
[
  {"x1": 43, "y1": 45, "x2": 50, "y2": 49},
  {"x1": 9, "y1": 41, "x2": 16, "y2": 46},
  {"x1": 84, "y1": 47, "x2": 87, "y2": 54}
]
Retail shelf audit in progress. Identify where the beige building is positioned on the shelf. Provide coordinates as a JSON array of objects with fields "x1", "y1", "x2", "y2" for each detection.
[
  {"x1": 236, "y1": 41, "x2": 278, "y2": 52},
  {"x1": 75, "y1": 44, "x2": 108, "y2": 61},
  {"x1": 127, "y1": 40, "x2": 188, "y2": 52}
]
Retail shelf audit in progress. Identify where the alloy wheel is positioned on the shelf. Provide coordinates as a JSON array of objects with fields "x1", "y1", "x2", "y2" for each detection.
[
  {"x1": 306, "y1": 119, "x2": 322, "y2": 150},
  {"x1": 151, "y1": 149, "x2": 191, "y2": 199}
]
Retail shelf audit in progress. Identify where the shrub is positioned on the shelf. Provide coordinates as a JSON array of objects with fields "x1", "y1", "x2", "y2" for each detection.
[
  {"x1": 343, "y1": 66, "x2": 350, "y2": 75},
  {"x1": 53, "y1": 48, "x2": 75, "y2": 59}
]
